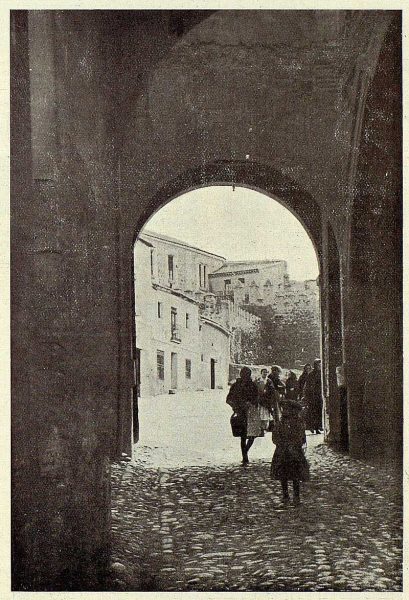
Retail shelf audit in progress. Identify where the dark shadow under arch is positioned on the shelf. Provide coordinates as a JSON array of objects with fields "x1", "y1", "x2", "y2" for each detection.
[{"x1": 132, "y1": 160, "x2": 322, "y2": 258}]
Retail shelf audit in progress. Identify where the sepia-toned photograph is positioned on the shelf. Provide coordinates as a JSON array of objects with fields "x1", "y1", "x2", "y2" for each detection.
[{"x1": 10, "y1": 6, "x2": 402, "y2": 593}]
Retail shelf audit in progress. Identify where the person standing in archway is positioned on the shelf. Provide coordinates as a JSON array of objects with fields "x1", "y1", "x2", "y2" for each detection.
[
  {"x1": 297, "y1": 363, "x2": 312, "y2": 406},
  {"x1": 304, "y1": 358, "x2": 323, "y2": 434},
  {"x1": 265, "y1": 365, "x2": 286, "y2": 424},
  {"x1": 285, "y1": 371, "x2": 299, "y2": 400},
  {"x1": 226, "y1": 367, "x2": 260, "y2": 465},
  {"x1": 256, "y1": 368, "x2": 272, "y2": 431}
]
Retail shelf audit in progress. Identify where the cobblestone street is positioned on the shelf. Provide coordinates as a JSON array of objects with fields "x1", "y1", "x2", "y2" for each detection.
[{"x1": 110, "y1": 391, "x2": 402, "y2": 592}]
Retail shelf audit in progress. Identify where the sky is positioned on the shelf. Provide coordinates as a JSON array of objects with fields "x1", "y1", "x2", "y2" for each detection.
[{"x1": 143, "y1": 186, "x2": 319, "y2": 281}]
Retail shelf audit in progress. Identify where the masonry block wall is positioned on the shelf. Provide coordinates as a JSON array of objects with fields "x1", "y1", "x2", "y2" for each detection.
[
  {"x1": 244, "y1": 302, "x2": 320, "y2": 368},
  {"x1": 344, "y1": 16, "x2": 402, "y2": 460},
  {"x1": 12, "y1": 11, "x2": 121, "y2": 590},
  {"x1": 11, "y1": 10, "x2": 401, "y2": 591}
]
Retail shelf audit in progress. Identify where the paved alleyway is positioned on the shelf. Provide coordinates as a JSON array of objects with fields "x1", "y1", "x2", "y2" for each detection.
[{"x1": 110, "y1": 391, "x2": 402, "y2": 592}]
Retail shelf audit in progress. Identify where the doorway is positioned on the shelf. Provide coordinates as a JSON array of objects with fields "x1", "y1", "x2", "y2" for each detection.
[
  {"x1": 171, "y1": 352, "x2": 178, "y2": 390},
  {"x1": 210, "y1": 359, "x2": 216, "y2": 389}
]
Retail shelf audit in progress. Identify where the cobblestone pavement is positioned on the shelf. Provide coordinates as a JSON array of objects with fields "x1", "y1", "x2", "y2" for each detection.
[{"x1": 111, "y1": 442, "x2": 402, "y2": 592}]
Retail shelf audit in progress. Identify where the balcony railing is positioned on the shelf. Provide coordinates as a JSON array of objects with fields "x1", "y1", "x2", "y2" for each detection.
[
  {"x1": 215, "y1": 291, "x2": 234, "y2": 300},
  {"x1": 171, "y1": 326, "x2": 181, "y2": 343}
]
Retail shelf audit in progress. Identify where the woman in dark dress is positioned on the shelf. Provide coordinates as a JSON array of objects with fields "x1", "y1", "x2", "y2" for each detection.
[
  {"x1": 297, "y1": 363, "x2": 312, "y2": 405},
  {"x1": 304, "y1": 358, "x2": 323, "y2": 434},
  {"x1": 271, "y1": 399, "x2": 309, "y2": 503},
  {"x1": 285, "y1": 371, "x2": 299, "y2": 400},
  {"x1": 226, "y1": 367, "x2": 260, "y2": 465}
]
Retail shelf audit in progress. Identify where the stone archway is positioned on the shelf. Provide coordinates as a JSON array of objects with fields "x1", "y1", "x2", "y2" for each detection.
[
  {"x1": 120, "y1": 159, "x2": 343, "y2": 458},
  {"x1": 132, "y1": 160, "x2": 322, "y2": 252}
]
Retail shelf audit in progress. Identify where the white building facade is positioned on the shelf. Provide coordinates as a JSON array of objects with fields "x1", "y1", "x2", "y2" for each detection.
[
  {"x1": 134, "y1": 232, "x2": 241, "y2": 397},
  {"x1": 134, "y1": 234, "x2": 318, "y2": 396}
]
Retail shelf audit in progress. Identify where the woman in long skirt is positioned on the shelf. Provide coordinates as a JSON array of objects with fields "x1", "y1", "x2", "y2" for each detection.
[{"x1": 227, "y1": 367, "x2": 262, "y2": 464}]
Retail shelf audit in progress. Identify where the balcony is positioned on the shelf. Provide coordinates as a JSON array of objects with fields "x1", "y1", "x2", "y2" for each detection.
[
  {"x1": 171, "y1": 326, "x2": 181, "y2": 343},
  {"x1": 215, "y1": 291, "x2": 234, "y2": 301}
]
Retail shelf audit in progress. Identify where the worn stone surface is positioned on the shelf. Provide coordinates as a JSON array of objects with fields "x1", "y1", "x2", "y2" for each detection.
[{"x1": 111, "y1": 443, "x2": 402, "y2": 591}]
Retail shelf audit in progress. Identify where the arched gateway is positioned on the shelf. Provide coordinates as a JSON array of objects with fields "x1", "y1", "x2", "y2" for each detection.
[
  {"x1": 11, "y1": 9, "x2": 401, "y2": 591},
  {"x1": 125, "y1": 163, "x2": 344, "y2": 460}
]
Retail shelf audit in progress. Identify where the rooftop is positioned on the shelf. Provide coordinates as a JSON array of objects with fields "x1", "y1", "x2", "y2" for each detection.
[
  {"x1": 139, "y1": 229, "x2": 226, "y2": 261},
  {"x1": 209, "y1": 259, "x2": 285, "y2": 276}
]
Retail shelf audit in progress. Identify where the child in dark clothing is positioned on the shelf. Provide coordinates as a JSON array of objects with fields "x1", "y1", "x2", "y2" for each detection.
[{"x1": 270, "y1": 399, "x2": 309, "y2": 503}]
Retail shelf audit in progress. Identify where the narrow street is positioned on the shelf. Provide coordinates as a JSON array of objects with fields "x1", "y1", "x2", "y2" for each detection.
[{"x1": 110, "y1": 390, "x2": 402, "y2": 592}]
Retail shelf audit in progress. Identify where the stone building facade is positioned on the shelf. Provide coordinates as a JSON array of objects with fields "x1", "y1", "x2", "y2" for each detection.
[
  {"x1": 209, "y1": 260, "x2": 320, "y2": 365},
  {"x1": 209, "y1": 259, "x2": 287, "y2": 302},
  {"x1": 134, "y1": 231, "x2": 260, "y2": 396},
  {"x1": 135, "y1": 232, "x2": 319, "y2": 384}
]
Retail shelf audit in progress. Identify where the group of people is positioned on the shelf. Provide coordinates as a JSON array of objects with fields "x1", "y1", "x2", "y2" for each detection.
[{"x1": 226, "y1": 360, "x2": 323, "y2": 503}]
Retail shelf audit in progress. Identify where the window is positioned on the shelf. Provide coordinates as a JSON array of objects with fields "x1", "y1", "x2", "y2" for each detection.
[
  {"x1": 244, "y1": 293, "x2": 250, "y2": 304},
  {"x1": 158, "y1": 302, "x2": 162, "y2": 318},
  {"x1": 171, "y1": 307, "x2": 180, "y2": 341},
  {"x1": 199, "y1": 263, "x2": 207, "y2": 288},
  {"x1": 157, "y1": 350, "x2": 165, "y2": 380},
  {"x1": 168, "y1": 255, "x2": 174, "y2": 280},
  {"x1": 185, "y1": 313, "x2": 189, "y2": 328},
  {"x1": 224, "y1": 279, "x2": 231, "y2": 293},
  {"x1": 185, "y1": 359, "x2": 192, "y2": 379},
  {"x1": 238, "y1": 277, "x2": 245, "y2": 284}
]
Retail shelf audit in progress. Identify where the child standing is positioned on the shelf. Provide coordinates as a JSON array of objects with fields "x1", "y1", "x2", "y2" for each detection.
[{"x1": 270, "y1": 399, "x2": 310, "y2": 503}]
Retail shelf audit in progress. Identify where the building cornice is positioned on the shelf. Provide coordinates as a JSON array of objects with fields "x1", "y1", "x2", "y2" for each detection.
[
  {"x1": 200, "y1": 317, "x2": 231, "y2": 337},
  {"x1": 141, "y1": 230, "x2": 226, "y2": 261},
  {"x1": 153, "y1": 283, "x2": 200, "y2": 305},
  {"x1": 209, "y1": 268, "x2": 260, "y2": 278}
]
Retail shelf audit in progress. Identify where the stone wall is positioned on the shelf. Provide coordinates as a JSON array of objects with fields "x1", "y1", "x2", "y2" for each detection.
[
  {"x1": 225, "y1": 266, "x2": 321, "y2": 368},
  {"x1": 12, "y1": 11, "x2": 118, "y2": 590},
  {"x1": 243, "y1": 303, "x2": 320, "y2": 368},
  {"x1": 209, "y1": 258, "x2": 320, "y2": 368},
  {"x1": 344, "y1": 15, "x2": 402, "y2": 460}
]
